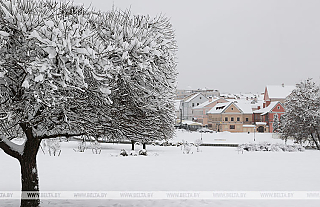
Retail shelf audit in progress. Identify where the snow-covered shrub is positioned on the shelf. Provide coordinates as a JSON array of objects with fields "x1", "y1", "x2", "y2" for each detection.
[
  {"x1": 120, "y1": 149, "x2": 128, "y2": 156},
  {"x1": 139, "y1": 149, "x2": 147, "y2": 156},
  {"x1": 130, "y1": 150, "x2": 138, "y2": 156},
  {"x1": 194, "y1": 139, "x2": 203, "y2": 152},
  {"x1": 238, "y1": 142, "x2": 305, "y2": 153},
  {"x1": 91, "y1": 140, "x2": 101, "y2": 154},
  {"x1": 238, "y1": 143, "x2": 253, "y2": 151},
  {"x1": 183, "y1": 145, "x2": 192, "y2": 154},
  {"x1": 294, "y1": 144, "x2": 305, "y2": 152},
  {"x1": 270, "y1": 143, "x2": 283, "y2": 152},
  {"x1": 41, "y1": 139, "x2": 61, "y2": 156},
  {"x1": 78, "y1": 141, "x2": 86, "y2": 152}
]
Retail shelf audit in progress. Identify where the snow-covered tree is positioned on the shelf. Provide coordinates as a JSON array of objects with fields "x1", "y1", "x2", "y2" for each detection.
[
  {"x1": 280, "y1": 79, "x2": 320, "y2": 149},
  {"x1": 0, "y1": 1, "x2": 177, "y2": 206},
  {"x1": 99, "y1": 9, "x2": 177, "y2": 149},
  {"x1": 272, "y1": 114, "x2": 279, "y2": 133}
]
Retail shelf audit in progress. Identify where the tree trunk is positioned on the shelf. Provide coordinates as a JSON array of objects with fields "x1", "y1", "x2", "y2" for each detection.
[
  {"x1": 131, "y1": 140, "x2": 135, "y2": 150},
  {"x1": 19, "y1": 156, "x2": 40, "y2": 207},
  {"x1": 19, "y1": 123, "x2": 41, "y2": 207},
  {"x1": 143, "y1": 143, "x2": 146, "y2": 150},
  {"x1": 316, "y1": 130, "x2": 320, "y2": 150},
  {"x1": 310, "y1": 133, "x2": 320, "y2": 150}
]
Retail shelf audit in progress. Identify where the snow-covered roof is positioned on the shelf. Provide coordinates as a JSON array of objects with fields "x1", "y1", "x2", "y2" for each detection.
[
  {"x1": 266, "y1": 85, "x2": 295, "y2": 99},
  {"x1": 207, "y1": 101, "x2": 252, "y2": 114},
  {"x1": 235, "y1": 102, "x2": 253, "y2": 114},
  {"x1": 253, "y1": 101, "x2": 281, "y2": 115},
  {"x1": 207, "y1": 102, "x2": 231, "y2": 114},
  {"x1": 182, "y1": 120, "x2": 202, "y2": 126},
  {"x1": 256, "y1": 122, "x2": 267, "y2": 125},
  {"x1": 193, "y1": 98, "x2": 223, "y2": 109},
  {"x1": 183, "y1": 93, "x2": 206, "y2": 102}
]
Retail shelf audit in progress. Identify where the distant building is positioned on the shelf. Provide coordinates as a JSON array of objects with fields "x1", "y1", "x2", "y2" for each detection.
[
  {"x1": 207, "y1": 101, "x2": 254, "y2": 133},
  {"x1": 179, "y1": 93, "x2": 208, "y2": 121},
  {"x1": 264, "y1": 84, "x2": 295, "y2": 107},
  {"x1": 192, "y1": 97, "x2": 229, "y2": 127},
  {"x1": 176, "y1": 89, "x2": 220, "y2": 100},
  {"x1": 253, "y1": 101, "x2": 285, "y2": 133}
]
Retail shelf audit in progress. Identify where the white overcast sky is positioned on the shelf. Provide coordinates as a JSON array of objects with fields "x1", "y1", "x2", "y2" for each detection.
[{"x1": 75, "y1": 0, "x2": 320, "y2": 93}]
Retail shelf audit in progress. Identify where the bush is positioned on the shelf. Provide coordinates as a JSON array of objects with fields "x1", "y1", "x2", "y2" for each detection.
[
  {"x1": 238, "y1": 142, "x2": 305, "y2": 152},
  {"x1": 120, "y1": 149, "x2": 128, "y2": 156},
  {"x1": 139, "y1": 149, "x2": 147, "y2": 156}
]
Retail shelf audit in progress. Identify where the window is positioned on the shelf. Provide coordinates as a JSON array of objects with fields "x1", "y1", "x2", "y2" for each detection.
[
  {"x1": 277, "y1": 106, "x2": 280, "y2": 109},
  {"x1": 200, "y1": 97, "x2": 202, "y2": 99},
  {"x1": 231, "y1": 117, "x2": 234, "y2": 121},
  {"x1": 230, "y1": 125, "x2": 235, "y2": 129},
  {"x1": 225, "y1": 117, "x2": 228, "y2": 121},
  {"x1": 231, "y1": 107, "x2": 234, "y2": 110},
  {"x1": 237, "y1": 117, "x2": 240, "y2": 122},
  {"x1": 246, "y1": 118, "x2": 249, "y2": 122},
  {"x1": 192, "y1": 103, "x2": 195, "y2": 107},
  {"x1": 197, "y1": 103, "x2": 199, "y2": 106}
]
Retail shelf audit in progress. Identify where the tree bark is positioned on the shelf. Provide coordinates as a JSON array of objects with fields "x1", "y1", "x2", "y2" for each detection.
[
  {"x1": 19, "y1": 156, "x2": 40, "y2": 207},
  {"x1": 310, "y1": 133, "x2": 320, "y2": 150},
  {"x1": 19, "y1": 123, "x2": 41, "y2": 207},
  {"x1": 143, "y1": 143, "x2": 146, "y2": 150},
  {"x1": 316, "y1": 130, "x2": 320, "y2": 150},
  {"x1": 131, "y1": 140, "x2": 135, "y2": 150}
]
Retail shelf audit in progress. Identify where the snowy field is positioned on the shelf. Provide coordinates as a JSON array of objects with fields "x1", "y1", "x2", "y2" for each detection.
[{"x1": 1, "y1": 131, "x2": 320, "y2": 207}]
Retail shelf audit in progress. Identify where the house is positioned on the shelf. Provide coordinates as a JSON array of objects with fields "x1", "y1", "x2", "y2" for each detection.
[
  {"x1": 207, "y1": 101, "x2": 254, "y2": 133},
  {"x1": 179, "y1": 93, "x2": 208, "y2": 121},
  {"x1": 176, "y1": 88, "x2": 220, "y2": 100},
  {"x1": 253, "y1": 101, "x2": 285, "y2": 132},
  {"x1": 192, "y1": 97, "x2": 228, "y2": 127},
  {"x1": 264, "y1": 84, "x2": 295, "y2": 107}
]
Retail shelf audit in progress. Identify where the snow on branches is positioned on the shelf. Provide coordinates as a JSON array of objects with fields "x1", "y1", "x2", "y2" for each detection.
[
  {"x1": 0, "y1": 0, "x2": 177, "y2": 143},
  {"x1": 280, "y1": 79, "x2": 320, "y2": 149}
]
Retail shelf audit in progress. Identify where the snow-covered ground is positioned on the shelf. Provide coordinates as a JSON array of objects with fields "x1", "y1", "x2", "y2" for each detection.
[
  {"x1": 1, "y1": 131, "x2": 320, "y2": 207},
  {"x1": 171, "y1": 129, "x2": 293, "y2": 144}
]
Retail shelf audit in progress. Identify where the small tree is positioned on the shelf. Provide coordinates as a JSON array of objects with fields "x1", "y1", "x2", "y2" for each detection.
[{"x1": 272, "y1": 114, "x2": 279, "y2": 133}]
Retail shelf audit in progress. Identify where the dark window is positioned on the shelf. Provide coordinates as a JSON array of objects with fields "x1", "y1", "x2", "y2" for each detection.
[
  {"x1": 230, "y1": 125, "x2": 235, "y2": 129},
  {"x1": 237, "y1": 117, "x2": 240, "y2": 121},
  {"x1": 197, "y1": 103, "x2": 199, "y2": 106},
  {"x1": 225, "y1": 117, "x2": 228, "y2": 121},
  {"x1": 231, "y1": 117, "x2": 234, "y2": 121},
  {"x1": 246, "y1": 118, "x2": 249, "y2": 122},
  {"x1": 192, "y1": 103, "x2": 195, "y2": 107}
]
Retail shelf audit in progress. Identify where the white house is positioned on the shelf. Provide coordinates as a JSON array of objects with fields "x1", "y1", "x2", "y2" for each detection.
[{"x1": 179, "y1": 93, "x2": 208, "y2": 121}]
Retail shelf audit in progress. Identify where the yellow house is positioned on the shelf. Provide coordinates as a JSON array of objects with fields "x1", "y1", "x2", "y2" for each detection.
[{"x1": 207, "y1": 101, "x2": 254, "y2": 133}]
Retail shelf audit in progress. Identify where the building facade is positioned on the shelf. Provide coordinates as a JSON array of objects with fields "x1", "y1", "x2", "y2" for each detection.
[
  {"x1": 192, "y1": 98, "x2": 228, "y2": 126},
  {"x1": 207, "y1": 102, "x2": 255, "y2": 133}
]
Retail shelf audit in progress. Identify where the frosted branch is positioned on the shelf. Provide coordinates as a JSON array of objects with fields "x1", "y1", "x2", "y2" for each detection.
[{"x1": 0, "y1": 134, "x2": 25, "y2": 158}]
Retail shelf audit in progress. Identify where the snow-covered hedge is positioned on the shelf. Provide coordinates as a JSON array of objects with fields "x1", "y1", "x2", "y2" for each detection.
[{"x1": 238, "y1": 142, "x2": 305, "y2": 152}]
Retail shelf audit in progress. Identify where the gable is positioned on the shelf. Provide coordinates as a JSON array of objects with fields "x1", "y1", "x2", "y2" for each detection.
[
  {"x1": 223, "y1": 103, "x2": 241, "y2": 114},
  {"x1": 270, "y1": 102, "x2": 285, "y2": 113}
]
